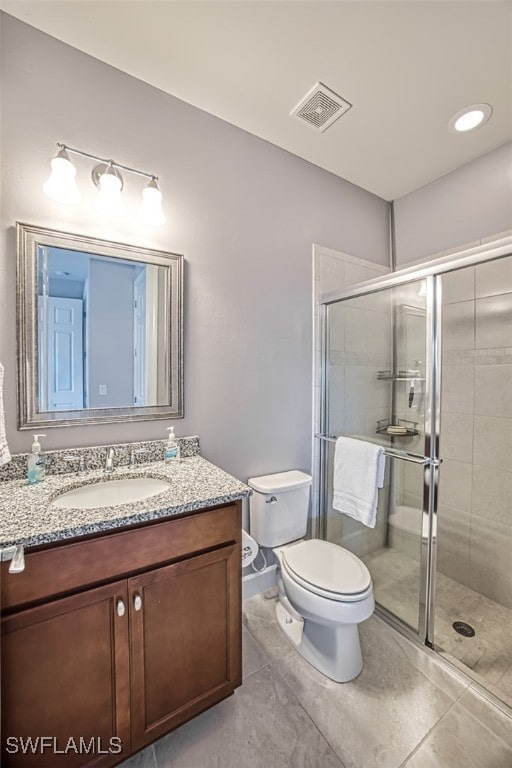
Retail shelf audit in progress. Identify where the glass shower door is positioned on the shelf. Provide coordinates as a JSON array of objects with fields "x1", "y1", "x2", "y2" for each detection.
[{"x1": 319, "y1": 277, "x2": 438, "y2": 638}]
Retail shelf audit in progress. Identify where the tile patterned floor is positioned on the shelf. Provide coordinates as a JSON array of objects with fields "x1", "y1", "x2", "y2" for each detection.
[
  {"x1": 119, "y1": 593, "x2": 512, "y2": 768},
  {"x1": 363, "y1": 547, "x2": 512, "y2": 706}
]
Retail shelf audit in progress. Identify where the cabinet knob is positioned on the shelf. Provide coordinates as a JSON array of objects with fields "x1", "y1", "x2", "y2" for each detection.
[
  {"x1": 133, "y1": 594, "x2": 142, "y2": 611},
  {"x1": 116, "y1": 599, "x2": 126, "y2": 617}
]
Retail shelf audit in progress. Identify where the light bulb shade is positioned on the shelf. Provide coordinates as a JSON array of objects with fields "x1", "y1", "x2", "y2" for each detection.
[
  {"x1": 137, "y1": 178, "x2": 165, "y2": 226},
  {"x1": 42, "y1": 149, "x2": 81, "y2": 204},
  {"x1": 93, "y1": 164, "x2": 125, "y2": 216}
]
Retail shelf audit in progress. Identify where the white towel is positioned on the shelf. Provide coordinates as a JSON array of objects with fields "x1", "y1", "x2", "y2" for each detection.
[
  {"x1": 332, "y1": 437, "x2": 385, "y2": 528},
  {"x1": 0, "y1": 362, "x2": 11, "y2": 466}
]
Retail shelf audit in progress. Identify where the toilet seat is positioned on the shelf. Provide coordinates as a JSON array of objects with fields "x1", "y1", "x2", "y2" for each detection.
[{"x1": 280, "y1": 539, "x2": 372, "y2": 603}]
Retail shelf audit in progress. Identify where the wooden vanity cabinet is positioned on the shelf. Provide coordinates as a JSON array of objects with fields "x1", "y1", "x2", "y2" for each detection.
[
  {"x1": 1, "y1": 502, "x2": 242, "y2": 767},
  {"x1": 2, "y1": 580, "x2": 131, "y2": 768},
  {"x1": 129, "y1": 543, "x2": 239, "y2": 750}
]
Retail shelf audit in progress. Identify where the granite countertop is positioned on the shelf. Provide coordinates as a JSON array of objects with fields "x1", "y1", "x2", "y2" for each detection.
[{"x1": 0, "y1": 456, "x2": 251, "y2": 551}]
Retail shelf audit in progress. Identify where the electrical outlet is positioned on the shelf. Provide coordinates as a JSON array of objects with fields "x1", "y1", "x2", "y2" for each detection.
[{"x1": 99, "y1": 385, "x2": 107, "y2": 395}]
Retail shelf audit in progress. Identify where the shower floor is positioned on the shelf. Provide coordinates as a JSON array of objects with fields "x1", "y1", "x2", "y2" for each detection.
[{"x1": 363, "y1": 547, "x2": 512, "y2": 706}]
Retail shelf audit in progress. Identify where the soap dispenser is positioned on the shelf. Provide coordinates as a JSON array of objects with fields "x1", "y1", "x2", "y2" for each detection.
[
  {"x1": 164, "y1": 427, "x2": 180, "y2": 463},
  {"x1": 27, "y1": 434, "x2": 47, "y2": 485}
]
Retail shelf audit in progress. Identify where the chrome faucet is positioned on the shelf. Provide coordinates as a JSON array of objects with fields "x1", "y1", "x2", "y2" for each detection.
[
  {"x1": 130, "y1": 447, "x2": 149, "y2": 467},
  {"x1": 63, "y1": 454, "x2": 87, "y2": 476},
  {"x1": 104, "y1": 447, "x2": 116, "y2": 474}
]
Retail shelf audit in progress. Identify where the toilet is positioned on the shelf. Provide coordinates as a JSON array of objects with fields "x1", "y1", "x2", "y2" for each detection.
[{"x1": 248, "y1": 470, "x2": 374, "y2": 682}]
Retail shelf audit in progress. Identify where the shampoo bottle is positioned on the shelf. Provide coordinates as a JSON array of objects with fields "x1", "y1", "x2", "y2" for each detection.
[
  {"x1": 164, "y1": 427, "x2": 180, "y2": 463},
  {"x1": 27, "y1": 434, "x2": 47, "y2": 484}
]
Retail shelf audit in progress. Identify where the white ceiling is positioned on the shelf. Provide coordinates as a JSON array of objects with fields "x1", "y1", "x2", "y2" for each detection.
[{"x1": 3, "y1": 1, "x2": 512, "y2": 200}]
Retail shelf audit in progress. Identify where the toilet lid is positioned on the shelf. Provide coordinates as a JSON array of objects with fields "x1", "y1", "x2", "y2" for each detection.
[{"x1": 281, "y1": 539, "x2": 371, "y2": 596}]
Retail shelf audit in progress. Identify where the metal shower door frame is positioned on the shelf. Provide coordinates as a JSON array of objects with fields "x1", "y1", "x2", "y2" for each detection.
[
  {"x1": 421, "y1": 273, "x2": 442, "y2": 645},
  {"x1": 316, "y1": 237, "x2": 512, "y2": 648},
  {"x1": 317, "y1": 274, "x2": 442, "y2": 647}
]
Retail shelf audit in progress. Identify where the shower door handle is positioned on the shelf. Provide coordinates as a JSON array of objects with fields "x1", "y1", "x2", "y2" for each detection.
[
  {"x1": 390, "y1": 453, "x2": 430, "y2": 465},
  {"x1": 391, "y1": 455, "x2": 443, "y2": 466}
]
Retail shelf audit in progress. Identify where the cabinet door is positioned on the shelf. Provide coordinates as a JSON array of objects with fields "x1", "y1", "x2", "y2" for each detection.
[
  {"x1": 129, "y1": 543, "x2": 241, "y2": 750},
  {"x1": 1, "y1": 581, "x2": 131, "y2": 767}
]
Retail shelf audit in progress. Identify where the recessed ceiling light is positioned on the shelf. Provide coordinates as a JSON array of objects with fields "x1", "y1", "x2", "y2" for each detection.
[{"x1": 448, "y1": 103, "x2": 493, "y2": 133}]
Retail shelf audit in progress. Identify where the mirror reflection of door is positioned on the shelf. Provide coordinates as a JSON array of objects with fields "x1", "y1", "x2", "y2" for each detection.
[
  {"x1": 37, "y1": 246, "x2": 168, "y2": 413},
  {"x1": 47, "y1": 297, "x2": 84, "y2": 410},
  {"x1": 133, "y1": 269, "x2": 146, "y2": 406},
  {"x1": 133, "y1": 265, "x2": 160, "y2": 407},
  {"x1": 38, "y1": 247, "x2": 87, "y2": 411}
]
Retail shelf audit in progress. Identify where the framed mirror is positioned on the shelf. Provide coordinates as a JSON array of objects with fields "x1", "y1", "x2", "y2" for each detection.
[{"x1": 16, "y1": 222, "x2": 183, "y2": 428}]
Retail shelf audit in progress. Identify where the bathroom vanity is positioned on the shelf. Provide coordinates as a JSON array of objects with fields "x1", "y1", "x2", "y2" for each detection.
[{"x1": 0, "y1": 451, "x2": 250, "y2": 767}]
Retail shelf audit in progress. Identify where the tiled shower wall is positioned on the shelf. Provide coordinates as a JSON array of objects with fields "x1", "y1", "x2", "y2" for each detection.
[
  {"x1": 312, "y1": 244, "x2": 511, "y2": 612},
  {"x1": 311, "y1": 244, "x2": 389, "y2": 542},
  {"x1": 386, "y1": 286, "x2": 428, "y2": 555},
  {"x1": 436, "y1": 256, "x2": 512, "y2": 610},
  {"x1": 323, "y1": 290, "x2": 393, "y2": 557}
]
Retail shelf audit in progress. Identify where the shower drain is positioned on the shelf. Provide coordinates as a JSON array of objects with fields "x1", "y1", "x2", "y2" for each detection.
[{"x1": 452, "y1": 621, "x2": 475, "y2": 637}]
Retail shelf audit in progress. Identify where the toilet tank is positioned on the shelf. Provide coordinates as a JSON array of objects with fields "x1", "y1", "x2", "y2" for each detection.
[{"x1": 248, "y1": 470, "x2": 312, "y2": 547}]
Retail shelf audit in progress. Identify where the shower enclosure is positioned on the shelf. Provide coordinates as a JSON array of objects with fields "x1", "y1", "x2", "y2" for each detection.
[{"x1": 317, "y1": 239, "x2": 512, "y2": 704}]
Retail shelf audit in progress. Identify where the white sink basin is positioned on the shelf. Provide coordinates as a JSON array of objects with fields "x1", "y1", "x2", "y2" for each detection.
[{"x1": 51, "y1": 477, "x2": 171, "y2": 510}]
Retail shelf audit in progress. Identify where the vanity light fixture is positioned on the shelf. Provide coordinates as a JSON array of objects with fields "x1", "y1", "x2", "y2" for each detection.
[
  {"x1": 448, "y1": 103, "x2": 493, "y2": 133},
  {"x1": 92, "y1": 162, "x2": 125, "y2": 217},
  {"x1": 137, "y1": 177, "x2": 165, "y2": 227},
  {"x1": 42, "y1": 147, "x2": 81, "y2": 205},
  {"x1": 43, "y1": 143, "x2": 165, "y2": 226}
]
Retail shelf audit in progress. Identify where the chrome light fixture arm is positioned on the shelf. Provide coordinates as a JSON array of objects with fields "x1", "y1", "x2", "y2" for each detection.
[{"x1": 56, "y1": 143, "x2": 158, "y2": 182}]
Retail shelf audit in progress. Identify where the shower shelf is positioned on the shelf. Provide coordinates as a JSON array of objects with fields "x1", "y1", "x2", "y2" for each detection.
[
  {"x1": 376, "y1": 418, "x2": 419, "y2": 437},
  {"x1": 377, "y1": 370, "x2": 426, "y2": 382}
]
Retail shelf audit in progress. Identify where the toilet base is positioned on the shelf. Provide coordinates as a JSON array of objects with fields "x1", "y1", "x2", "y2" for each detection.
[
  {"x1": 276, "y1": 600, "x2": 304, "y2": 648},
  {"x1": 275, "y1": 601, "x2": 364, "y2": 683}
]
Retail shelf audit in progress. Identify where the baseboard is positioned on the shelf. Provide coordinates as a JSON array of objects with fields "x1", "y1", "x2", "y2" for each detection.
[{"x1": 242, "y1": 564, "x2": 278, "y2": 600}]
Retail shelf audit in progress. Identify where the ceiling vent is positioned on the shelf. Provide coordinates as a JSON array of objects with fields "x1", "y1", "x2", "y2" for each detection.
[{"x1": 290, "y1": 82, "x2": 352, "y2": 133}]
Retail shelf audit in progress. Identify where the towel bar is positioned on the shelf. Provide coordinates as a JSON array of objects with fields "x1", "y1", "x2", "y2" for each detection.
[{"x1": 314, "y1": 434, "x2": 438, "y2": 466}]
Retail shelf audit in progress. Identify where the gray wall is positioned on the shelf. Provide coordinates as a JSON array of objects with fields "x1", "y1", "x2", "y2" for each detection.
[
  {"x1": 394, "y1": 142, "x2": 512, "y2": 266},
  {"x1": 0, "y1": 14, "x2": 389, "y2": 480},
  {"x1": 87, "y1": 259, "x2": 135, "y2": 409}
]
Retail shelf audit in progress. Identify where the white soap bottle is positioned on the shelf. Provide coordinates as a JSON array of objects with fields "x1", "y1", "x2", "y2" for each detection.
[
  {"x1": 164, "y1": 427, "x2": 180, "y2": 463},
  {"x1": 27, "y1": 434, "x2": 47, "y2": 484}
]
